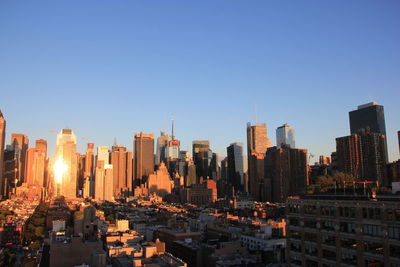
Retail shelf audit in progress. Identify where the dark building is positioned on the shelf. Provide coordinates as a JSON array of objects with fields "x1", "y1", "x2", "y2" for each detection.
[
  {"x1": 264, "y1": 146, "x2": 308, "y2": 203},
  {"x1": 349, "y1": 102, "x2": 388, "y2": 159},
  {"x1": 349, "y1": 102, "x2": 386, "y2": 136},
  {"x1": 227, "y1": 143, "x2": 244, "y2": 192},
  {"x1": 134, "y1": 133, "x2": 154, "y2": 185},
  {"x1": 192, "y1": 140, "x2": 213, "y2": 181}
]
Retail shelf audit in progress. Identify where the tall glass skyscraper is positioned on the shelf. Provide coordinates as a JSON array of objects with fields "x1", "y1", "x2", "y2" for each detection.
[{"x1": 276, "y1": 124, "x2": 295, "y2": 148}]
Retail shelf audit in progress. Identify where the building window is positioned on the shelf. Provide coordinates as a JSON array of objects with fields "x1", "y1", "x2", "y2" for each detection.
[
  {"x1": 322, "y1": 221, "x2": 335, "y2": 231},
  {"x1": 390, "y1": 245, "x2": 400, "y2": 258},
  {"x1": 364, "y1": 241, "x2": 384, "y2": 255},
  {"x1": 321, "y1": 234, "x2": 335, "y2": 246},
  {"x1": 340, "y1": 222, "x2": 356, "y2": 234},
  {"x1": 322, "y1": 249, "x2": 336, "y2": 261},
  {"x1": 388, "y1": 226, "x2": 400, "y2": 240},
  {"x1": 363, "y1": 224, "x2": 383, "y2": 237}
]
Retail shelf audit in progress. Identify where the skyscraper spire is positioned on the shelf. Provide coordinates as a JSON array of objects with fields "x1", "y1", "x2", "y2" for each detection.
[{"x1": 171, "y1": 115, "x2": 175, "y2": 141}]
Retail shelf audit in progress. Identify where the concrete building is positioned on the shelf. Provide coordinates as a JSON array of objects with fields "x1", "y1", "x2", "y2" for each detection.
[
  {"x1": 276, "y1": 123, "x2": 295, "y2": 149},
  {"x1": 134, "y1": 133, "x2": 154, "y2": 184},
  {"x1": 147, "y1": 162, "x2": 173, "y2": 198},
  {"x1": 10, "y1": 133, "x2": 29, "y2": 185},
  {"x1": 336, "y1": 132, "x2": 387, "y2": 184},
  {"x1": 264, "y1": 146, "x2": 308, "y2": 203},
  {"x1": 286, "y1": 194, "x2": 400, "y2": 266},
  {"x1": 247, "y1": 122, "x2": 272, "y2": 200},
  {"x1": 55, "y1": 129, "x2": 78, "y2": 199},
  {"x1": 111, "y1": 145, "x2": 133, "y2": 198}
]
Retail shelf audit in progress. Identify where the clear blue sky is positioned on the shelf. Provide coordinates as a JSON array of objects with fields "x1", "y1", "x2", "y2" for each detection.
[{"x1": 1, "y1": 1, "x2": 399, "y2": 162}]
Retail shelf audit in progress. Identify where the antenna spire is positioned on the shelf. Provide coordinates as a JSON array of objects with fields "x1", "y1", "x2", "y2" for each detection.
[
  {"x1": 171, "y1": 114, "x2": 175, "y2": 140},
  {"x1": 255, "y1": 104, "x2": 258, "y2": 124}
]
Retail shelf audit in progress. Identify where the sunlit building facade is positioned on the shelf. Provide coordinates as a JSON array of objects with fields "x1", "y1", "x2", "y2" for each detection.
[{"x1": 55, "y1": 129, "x2": 78, "y2": 198}]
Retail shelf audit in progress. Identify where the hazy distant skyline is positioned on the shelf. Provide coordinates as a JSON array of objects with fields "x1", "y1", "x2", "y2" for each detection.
[{"x1": 1, "y1": 1, "x2": 399, "y2": 161}]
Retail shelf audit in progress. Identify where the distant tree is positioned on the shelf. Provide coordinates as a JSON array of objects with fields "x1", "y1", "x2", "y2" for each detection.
[{"x1": 307, "y1": 172, "x2": 356, "y2": 194}]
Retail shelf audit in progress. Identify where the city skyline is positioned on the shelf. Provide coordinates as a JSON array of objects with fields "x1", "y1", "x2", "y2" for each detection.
[{"x1": 1, "y1": 1, "x2": 400, "y2": 161}]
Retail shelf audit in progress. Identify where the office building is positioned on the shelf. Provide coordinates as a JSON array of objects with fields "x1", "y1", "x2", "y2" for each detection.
[
  {"x1": 166, "y1": 119, "x2": 180, "y2": 160},
  {"x1": 192, "y1": 141, "x2": 213, "y2": 181},
  {"x1": 111, "y1": 145, "x2": 133, "y2": 197},
  {"x1": 0, "y1": 111, "x2": 6, "y2": 198},
  {"x1": 349, "y1": 102, "x2": 386, "y2": 136},
  {"x1": 349, "y1": 102, "x2": 388, "y2": 159},
  {"x1": 134, "y1": 133, "x2": 155, "y2": 184},
  {"x1": 25, "y1": 140, "x2": 47, "y2": 188},
  {"x1": 227, "y1": 142, "x2": 244, "y2": 192},
  {"x1": 156, "y1": 131, "x2": 169, "y2": 165},
  {"x1": 286, "y1": 194, "x2": 400, "y2": 266},
  {"x1": 55, "y1": 129, "x2": 78, "y2": 199},
  {"x1": 264, "y1": 146, "x2": 308, "y2": 203},
  {"x1": 247, "y1": 122, "x2": 272, "y2": 199},
  {"x1": 10, "y1": 133, "x2": 29, "y2": 185},
  {"x1": 276, "y1": 124, "x2": 295, "y2": 149},
  {"x1": 83, "y1": 143, "x2": 95, "y2": 198}
]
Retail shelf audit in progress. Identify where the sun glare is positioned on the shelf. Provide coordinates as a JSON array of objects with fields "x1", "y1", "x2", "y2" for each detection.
[{"x1": 53, "y1": 158, "x2": 67, "y2": 184}]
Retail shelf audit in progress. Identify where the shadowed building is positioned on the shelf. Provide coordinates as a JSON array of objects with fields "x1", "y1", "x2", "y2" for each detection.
[
  {"x1": 10, "y1": 133, "x2": 29, "y2": 185},
  {"x1": 111, "y1": 145, "x2": 133, "y2": 198},
  {"x1": 227, "y1": 142, "x2": 244, "y2": 192},
  {"x1": 0, "y1": 111, "x2": 6, "y2": 198},
  {"x1": 193, "y1": 140, "x2": 213, "y2": 181},
  {"x1": 55, "y1": 129, "x2": 78, "y2": 199},
  {"x1": 264, "y1": 146, "x2": 308, "y2": 203},
  {"x1": 349, "y1": 102, "x2": 388, "y2": 159},
  {"x1": 247, "y1": 122, "x2": 272, "y2": 200},
  {"x1": 134, "y1": 133, "x2": 154, "y2": 185}
]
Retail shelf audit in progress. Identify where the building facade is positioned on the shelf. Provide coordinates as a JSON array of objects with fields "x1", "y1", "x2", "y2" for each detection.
[
  {"x1": 134, "y1": 133, "x2": 154, "y2": 184},
  {"x1": 276, "y1": 124, "x2": 295, "y2": 149},
  {"x1": 286, "y1": 195, "x2": 400, "y2": 266}
]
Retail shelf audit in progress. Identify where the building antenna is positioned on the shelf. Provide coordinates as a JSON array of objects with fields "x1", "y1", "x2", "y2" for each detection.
[
  {"x1": 163, "y1": 117, "x2": 167, "y2": 135},
  {"x1": 113, "y1": 137, "x2": 117, "y2": 147},
  {"x1": 171, "y1": 114, "x2": 175, "y2": 140}
]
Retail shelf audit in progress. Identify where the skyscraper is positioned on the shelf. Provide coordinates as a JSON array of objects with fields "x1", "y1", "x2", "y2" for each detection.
[
  {"x1": 349, "y1": 102, "x2": 386, "y2": 135},
  {"x1": 264, "y1": 146, "x2": 308, "y2": 203},
  {"x1": 349, "y1": 102, "x2": 388, "y2": 159},
  {"x1": 246, "y1": 122, "x2": 272, "y2": 199},
  {"x1": 111, "y1": 145, "x2": 133, "y2": 197},
  {"x1": 156, "y1": 131, "x2": 168, "y2": 165},
  {"x1": 166, "y1": 119, "x2": 180, "y2": 160},
  {"x1": 83, "y1": 143, "x2": 95, "y2": 198},
  {"x1": 0, "y1": 111, "x2": 5, "y2": 198},
  {"x1": 25, "y1": 140, "x2": 47, "y2": 188},
  {"x1": 134, "y1": 133, "x2": 154, "y2": 184},
  {"x1": 11, "y1": 133, "x2": 29, "y2": 185},
  {"x1": 336, "y1": 132, "x2": 387, "y2": 184},
  {"x1": 276, "y1": 124, "x2": 295, "y2": 148},
  {"x1": 192, "y1": 140, "x2": 213, "y2": 181},
  {"x1": 35, "y1": 139, "x2": 47, "y2": 156},
  {"x1": 55, "y1": 129, "x2": 78, "y2": 198},
  {"x1": 227, "y1": 142, "x2": 244, "y2": 192}
]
